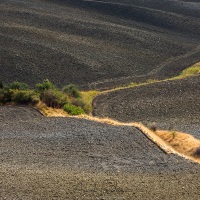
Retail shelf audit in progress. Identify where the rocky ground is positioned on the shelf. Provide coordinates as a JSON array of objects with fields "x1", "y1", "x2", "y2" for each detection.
[
  {"x1": 0, "y1": 106, "x2": 200, "y2": 199},
  {"x1": 1, "y1": 0, "x2": 200, "y2": 89}
]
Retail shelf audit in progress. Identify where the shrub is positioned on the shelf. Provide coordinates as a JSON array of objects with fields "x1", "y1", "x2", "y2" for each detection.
[
  {"x1": 12, "y1": 90, "x2": 40, "y2": 105},
  {"x1": 171, "y1": 131, "x2": 176, "y2": 139},
  {"x1": 0, "y1": 89, "x2": 4, "y2": 103},
  {"x1": 63, "y1": 104, "x2": 85, "y2": 115},
  {"x1": 0, "y1": 88, "x2": 14, "y2": 103},
  {"x1": 0, "y1": 82, "x2": 3, "y2": 89},
  {"x1": 9, "y1": 81, "x2": 29, "y2": 90},
  {"x1": 62, "y1": 84, "x2": 81, "y2": 98},
  {"x1": 71, "y1": 98, "x2": 85, "y2": 107},
  {"x1": 150, "y1": 125, "x2": 157, "y2": 132},
  {"x1": 36, "y1": 79, "x2": 55, "y2": 92},
  {"x1": 41, "y1": 89, "x2": 70, "y2": 108},
  {"x1": 193, "y1": 147, "x2": 200, "y2": 157}
]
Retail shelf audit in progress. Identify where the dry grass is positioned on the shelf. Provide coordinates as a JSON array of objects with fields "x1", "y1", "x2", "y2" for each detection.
[
  {"x1": 156, "y1": 130, "x2": 200, "y2": 163},
  {"x1": 36, "y1": 102, "x2": 68, "y2": 117},
  {"x1": 180, "y1": 62, "x2": 200, "y2": 77},
  {"x1": 16, "y1": 102, "x2": 200, "y2": 164},
  {"x1": 81, "y1": 90, "x2": 100, "y2": 114},
  {"x1": 71, "y1": 115, "x2": 178, "y2": 155}
]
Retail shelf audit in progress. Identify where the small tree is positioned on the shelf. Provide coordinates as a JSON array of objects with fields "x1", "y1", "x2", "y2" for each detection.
[
  {"x1": 42, "y1": 89, "x2": 69, "y2": 108},
  {"x1": 12, "y1": 90, "x2": 40, "y2": 105},
  {"x1": 9, "y1": 81, "x2": 29, "y2": 90},
  {"x1": 36, "y1": 79, "x2": 55, "y2": 92},
  {"x1": 62, "y1": 84, "x2": 81, "y2": 98}
]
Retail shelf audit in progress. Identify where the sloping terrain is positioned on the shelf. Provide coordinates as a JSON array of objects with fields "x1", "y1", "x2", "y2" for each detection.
[
  {"x1": 1, "y1": 0, "x2": 200, "y2": 89},
  {"x1": 1, "y1": 106, "x2": 197, "y2": 173},
  {"x1": 0, "y1": 106, "x2": 200, "y2": 199},
  {"x1": 93, "y1": 75, "x2": 200, "y2": 138}
]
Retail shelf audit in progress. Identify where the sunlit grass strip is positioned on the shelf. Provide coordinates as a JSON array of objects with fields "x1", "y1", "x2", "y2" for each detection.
[
  {"x1": 179, "y1": 63, "x2": 200, "y2": 77},
  {"x1": 81, "y1": 90, "x2": 100, "y2": 114},
  {"x1": 100, "y1": 63, "x2": 200, "y2": 94}
]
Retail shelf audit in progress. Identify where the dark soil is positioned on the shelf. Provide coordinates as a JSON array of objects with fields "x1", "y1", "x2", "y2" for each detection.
[
  {"x1": 93, "y1": 75, "x2": 200, "y2": 138},
  {"x1": 0, "y1": 106, "x2": 200, "y2": 199},
  {"x1": 1, "y1": 0, "x2": 200, "y2": 89}
]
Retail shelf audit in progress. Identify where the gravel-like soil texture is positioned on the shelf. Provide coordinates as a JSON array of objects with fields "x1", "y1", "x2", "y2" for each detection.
[
  {"x1": 1, "y1": 0, "x2": 200, "y2": 89},
  {"x1": 0, "y1": 107, "x2": 200, "y2": 199},
  {"x1": 93, "y1": 76, "x2": 200, "y2": 138},
  {"x1": 1, "y1": 106, "x2": 198, "y2": 173},
  {"x1": 0, "y1": 106, "x2": 43, "y2": 123},
  {"x1": 0, "y1": 106, "x2": 200, "y2": 199}
]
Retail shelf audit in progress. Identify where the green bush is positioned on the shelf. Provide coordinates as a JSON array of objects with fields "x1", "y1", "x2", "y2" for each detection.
[
  {"x1": 0, "y1": 79, "x2": 87, "y2": 116},
  {"x1": 12, "y1": 90, "x2": 40, "y2": 105},
  {"x1": 0, "y1": 89, "x2": 4, "y2": 103},
  {"x1": 0, "y1": 88, "x2": 14, "y2": 103},
  {"x1": 9, "y1": 81, "x2": 29, "y2": 90},
  {"x1": 41, "y1": 89, "x2": 70, "y2": 108},
  {"x1": 36, "y1": 79, "x2": 55, "y2": 92},
  {"x1": 71, "y1": 98, "x2": 85, "y2": 108},
  {"x1": 62, "y1": 84, "x2": 81, "y2": 98},
  {"x1": 0, "y1": 82, "x2": 3, "y2": 89},
  {"x1": 63, "y1": 104, "x2": 85, "y2": 115}
]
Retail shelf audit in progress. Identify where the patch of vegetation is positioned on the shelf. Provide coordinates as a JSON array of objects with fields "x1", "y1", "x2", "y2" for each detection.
[
  {"x1": 63, "y1": 104, "x2": 85, "y2": 115},
  {"x1": 180, "y1": 63, "x2": 200, "y2": 77},
  {"x1": 0, "y1": 80, "x2": 88, "y2": 115},
  {"x1": 9, "y1": 81, "x2": 29, "y2": 90},
  {"x1": 150, "y1": 125, "x2": 157, "y2": 132},
  {"x1": 0, "y1": 81, "x2": 3, "y2": 89},
  {"x1": 193, "y1": 147, "x2": 200, "y2": 158},
  {"x1": 62, "y1": 84, "x2": 81, "y2": 98},
  {"x1": 81, "y1": 90, "x2": 100, "y2": 114},
  {"x1": 171, "y1": 131, "x2": 176, "y2": 139},
  {"x1": 103, "y1": 63, "x2": 200, "y2": 94}
]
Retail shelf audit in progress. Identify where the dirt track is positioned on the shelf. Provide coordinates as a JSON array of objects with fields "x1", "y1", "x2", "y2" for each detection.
[
  {"x1": 0, "y1": 106, "x2": 200, "y2": 199},
  {"x1": 1, "y1": 0, "x2": 200, "y2": 89}
]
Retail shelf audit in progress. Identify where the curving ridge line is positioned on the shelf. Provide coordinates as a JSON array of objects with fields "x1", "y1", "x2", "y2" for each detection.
[
  {"x1": 83, "y1": 45, "x2": 200, "y2": 90},
  {"x1": 71, "y1": 115, "x2": 200, "y2": 164},
  {"x1": 150, "y1": 45, "x2": 200, "y2": 78},
  {"x1": 0, "y1": 105, "x2": 199, "y2": 164}
]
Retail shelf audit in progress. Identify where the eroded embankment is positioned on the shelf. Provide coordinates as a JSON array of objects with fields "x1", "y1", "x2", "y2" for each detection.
[{"x1": 72, "y1": 115, "x2": 200, "y2": 164}]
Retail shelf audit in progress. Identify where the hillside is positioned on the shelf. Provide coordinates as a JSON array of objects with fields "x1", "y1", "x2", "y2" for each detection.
[
  {"x1": 1, "y1": 0, "x2": 200, "y2": 89},
  {"x1": 93, "y1": 75, "x2": 200, "y2": 138},
  {"x1": 1, "y1": 106, "x2": 200, "y2": 199},
  {"x1": 1, "y1": 1, "x2": 200, "y2": 198}
]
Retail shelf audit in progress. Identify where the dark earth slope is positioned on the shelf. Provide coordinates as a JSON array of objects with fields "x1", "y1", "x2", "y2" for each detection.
[
  {"x1": 0, "y1": 106, "x2": 200, "y2": 199},
  {"x1": 1, "y1": 0, "x2": 200, "y2": 89},
  {"x1": 1, "y1": 106, "x2": 197, "y2": 173},
  {"x1": 93, "y1": 75, "x2": 200, "y2": 138}
]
